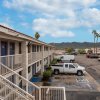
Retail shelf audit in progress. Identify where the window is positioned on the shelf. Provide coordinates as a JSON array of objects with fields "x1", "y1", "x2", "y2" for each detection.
[
  {"x1": 65, "y1": 64, "x2": 68, "y2": 68},
  {"x1": 32, "y1": 45, "x2": 36, "y2": 52},
  {"x1": 40, "y1": 60, "x2": 42, "y2": 65},
  {"x1": 52, "y1": 64, "x2": 63, "y2": 67},
  {"x1": 69, "y1": 64, "x2": 75, "y2": 68},
  {"x1": 37, "y1": 62, "x2": 39, "y2": 67},
  {"x1": 19, "y1": 71, "x2": 22, "y2": 75},
  {"x1": 61, "y1": 56, "x2": 63, "y2": 59},
  {"x1": 10, "y1": 42, "x2": 15, "y2": 55},
  {"x1": 46, "y1": 47, "x2": 48, "y2": 51},
  {"x1": 19, "y1": 43, "x2": 22, "y2": 54},
  {"x1": 40, "y1": 46, "x2": 42, "y2": 51},
  {"x1": 28, "y1": 66, "x2": 31, "y2": 73},
  {"x1": 28, "y1": 45, "x2": 31, "y2": 53},
  {"x1": 19, "y1": 71, "x2": 22, "y2": 80},
  {"x1": 1, "y1": 41, "x2": 8, "y2": 56},
  {"x1": 37, "y1": 45, "x2": 39, "y2": 52}
]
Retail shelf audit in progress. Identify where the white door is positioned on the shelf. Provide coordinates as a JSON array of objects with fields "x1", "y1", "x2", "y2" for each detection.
[
  {"x1": 68, "y1": 64, "x2": 77, "y2": 73},
  {"x1": 64, "y1": 64, "x2": 70, "y2": 73}
]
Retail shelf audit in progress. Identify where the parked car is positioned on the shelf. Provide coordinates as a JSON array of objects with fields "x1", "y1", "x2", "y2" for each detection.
[
  {"x1": 86, "y1": 53, "x2": 91, "y2": 58},
  {"x1": 60, "y1": 55, "x2": 75, "y2": 62},
  {"x1": 86, "y1": 53, "x2": 99, "y2": 58},
  {"x1": 51, "y1": 63, "x2": 86, "y2": 76},
  {"x1": 71, "y1": 52, "x2": 78, "y2": 55}
]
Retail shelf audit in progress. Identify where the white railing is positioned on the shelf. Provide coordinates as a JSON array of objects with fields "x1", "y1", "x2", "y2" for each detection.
[
  {"x1": 40, "y1": 86, "x2": 66, "y2": 100},
  {"x1": 0, "y1": 63, "x2": 66, "y2": 100},
  {"x1": 0, "y1": 75, "x2": 34, "y2": 100},
  {"x1": 0, "y1": 54, "x2": 22, "y2": 72},
  {"x1": 28, "y1": 52, "x2": 42, "y2": 65},
  {"x1": 49, "y1": 50, "x2": 53, "y2": 56},
  {"x1": 0, "y1": 63, "x2": 40, "y2": 100},
  {"x1": 44, "y1": 51, "x2": 49, "y2": 58},
  {"x1": 0, "y1": 58, "x2": 66, "y2": 100},
  {"x1": 28, "y1": 50, "x2": 54, "y2": 65}
]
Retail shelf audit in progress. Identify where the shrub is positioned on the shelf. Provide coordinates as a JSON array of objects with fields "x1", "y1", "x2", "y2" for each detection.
[
  {"x1": 42, "y1": 70, "x2": 52, "y2": 81},
  {"x1": 78, "y1": 49, "x2": 86, "y2": 54},
  {"x1": 46, "y1": 66, "x2": 52, "y2": 70},
  {"x1": 50, "y1": 59, "x2": 57, "y2": 65},
  {"x1": 65, "y1": 48, "x2": 74, "y2": 54},
  {"x1": 50, "y1": 58, "x2": 61, "y2": 65}
]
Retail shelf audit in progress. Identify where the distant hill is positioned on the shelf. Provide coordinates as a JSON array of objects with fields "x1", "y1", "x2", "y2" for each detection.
[{"x1": 50, "y1": 42, "x2": 100, "y2": 49}]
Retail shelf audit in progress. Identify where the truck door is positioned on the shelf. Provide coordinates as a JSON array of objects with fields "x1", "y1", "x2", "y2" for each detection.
[
  {"x1": 64, "y1": 64, "x2": 69, "y2": 73},
  {"x1": 68, "y1": 64, "x2": 76, "y2": 73}
]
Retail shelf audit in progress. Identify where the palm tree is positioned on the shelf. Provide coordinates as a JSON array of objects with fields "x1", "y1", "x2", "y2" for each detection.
[
  {"x1": 35, "y1": 32, "x2": 40, "y2": 39},
  {"x1": 92, "y1": 30, "x2": 97, "y2": 54},
  {"x1": 95, "y1": 32, "x2": 100, "y2": 54},
  {"x1": 92, "y1": 30, "x2": 100, "y2": 54}
]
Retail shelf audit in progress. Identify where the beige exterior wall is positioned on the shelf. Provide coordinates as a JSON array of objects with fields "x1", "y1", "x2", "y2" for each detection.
[{"x1": 0, "y1": 25, "x2": 55, "y2": 84}]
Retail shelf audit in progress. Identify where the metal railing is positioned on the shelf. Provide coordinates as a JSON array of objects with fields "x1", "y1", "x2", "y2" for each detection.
[
  {"x1": 0, "y1": 63, "x2": 66, "y2": 100},
  {"x1": 44, "y1": 51, "x2": 49, "y2": 58},
  {"x1": 0, "y1": 59, "x2": 66, "y2": 100},
  {"x1": 40, "y1": 86, "x2": 66, "y2": 100},
  {"x1": 28, "y1": 50, "x2": 54, "y2": 65},
  {"x1": 0, "y1": 75, "x2": 34, "y2": 100},
  {"x1": 0, "y1": 63, "x2": 40, "y2": 100},
  {"x1": 28, "y1": 52, "x2": 42, "y2": 65},
  {"x1": 0, "y1": 54, "x2": 22, "y2": 72}
]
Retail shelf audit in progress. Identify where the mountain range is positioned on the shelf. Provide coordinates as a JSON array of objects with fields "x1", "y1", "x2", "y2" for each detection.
[{"x1": 50, "y1": 42, "x2": 100, "y2": 49}]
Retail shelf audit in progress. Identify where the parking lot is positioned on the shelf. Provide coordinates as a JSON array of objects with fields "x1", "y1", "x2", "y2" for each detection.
[
  {"x1": 75, "y1": 55, "x2": 100, "y2": 84},
  {"x1": 52, "y1": 54, "x2": 100, "y2": 100},
  {"x1": 36, "y1": 55, "x2": 100, "y2": 100},
  {"x1": 51, "y1": 72, "x2": 100, "y2": 92}
]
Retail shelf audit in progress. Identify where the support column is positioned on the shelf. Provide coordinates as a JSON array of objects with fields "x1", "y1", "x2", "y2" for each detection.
[
  {"x1": 7, "y1": 41, "x2": 10, "y2": 68},
  {"x1": 0, "y1": 40, "x2": 1, "y2": 73},
  {"x1": 41, "y1": 45, "x2": 44, "y2": 74},
  {"x1": 15, "y1": 42, "x2": 20, "y2": 85},
  {"x1": 48, "y1": 56, "x2": 50, "y2": 66},
  {"x1": 30, "y1": 44, "x2": 32, "y2": 53},
  {"x1": 8, "y1": 41, "x2": 10, "y2": 55},
  {"x1": 48, "y1": 47, "x2": 50, "y2": 65},
  {"x1": 15, "y1": 42, "x2": 19, "y2": 54},
  {"x1": 22, "y1": 41, "x2": 28, "y2": 91}
]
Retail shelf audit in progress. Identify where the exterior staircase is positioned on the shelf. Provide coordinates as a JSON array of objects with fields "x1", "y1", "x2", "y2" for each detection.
[
  {"x1": 0, "y1": 75, "x2": 34, "y2": 100},
  {"x1": 0, "y1": 62, "x2": 66, "y2": 100}
]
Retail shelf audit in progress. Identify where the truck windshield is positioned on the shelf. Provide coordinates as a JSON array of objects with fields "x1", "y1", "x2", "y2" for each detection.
[{"x1": 73, "y1": 63, "x2": 78, "y2": 67}]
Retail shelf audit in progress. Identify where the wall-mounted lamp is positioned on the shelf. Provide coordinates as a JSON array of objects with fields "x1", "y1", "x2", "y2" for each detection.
[{"x1": 27, "y1": 41, "x2": 33, "y2": 46}]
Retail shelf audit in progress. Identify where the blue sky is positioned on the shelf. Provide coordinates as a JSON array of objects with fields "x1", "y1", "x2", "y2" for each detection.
[{"x1": 0, "y1": 0, "x2": 100, "y2": 43}]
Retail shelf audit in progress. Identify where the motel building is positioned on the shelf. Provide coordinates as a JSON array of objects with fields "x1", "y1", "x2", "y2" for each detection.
[{"x1": 0, "y1": 25, "x2": 66, "y2": 100}]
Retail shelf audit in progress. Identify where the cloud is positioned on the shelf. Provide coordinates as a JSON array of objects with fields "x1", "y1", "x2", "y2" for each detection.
[
  {"x1": 82, "y1": 8, "x2": 100, "y2": 25},
  {"x1": 3, "y1": 0, "x2": 98, "y2": 17},
  {"x1": 3, "y1": 0, "x2": 100, "y2": 38},
  {"x1": 33, "y1": 18, "x2": 75, "y2": 38},
  {"x1": 20, "y1": 22, "x2": 30, "y2": 28}
]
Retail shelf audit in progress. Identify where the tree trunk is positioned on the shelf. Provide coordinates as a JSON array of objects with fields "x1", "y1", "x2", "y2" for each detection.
[
  {"x1": 94, "y1": 35, "x2": 96, "y2": 54},
  {"x1": 96, "y1": 37, "x2": 98, "y2": 54}
]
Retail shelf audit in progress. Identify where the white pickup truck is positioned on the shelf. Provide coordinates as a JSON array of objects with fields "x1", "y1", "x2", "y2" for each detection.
[{"x1": 51, "y1": 63, "x2": 86, "y2": 76}]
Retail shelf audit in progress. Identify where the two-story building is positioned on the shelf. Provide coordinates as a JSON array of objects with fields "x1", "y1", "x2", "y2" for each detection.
[
  {"x1": 0, "y1": 25, "x2": 55, "y2": 84},
  {"x1": 0, "y1": 25, "x2": 66, "y2": 100}
]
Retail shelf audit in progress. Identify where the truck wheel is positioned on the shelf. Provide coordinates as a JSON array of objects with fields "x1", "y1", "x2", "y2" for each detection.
[
  {"x1": 77, "y1": 71, "x2": 83, "y2": 76},
  {"x1": 54, "y1": 70, "x2": 59, "y2": 75}
]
